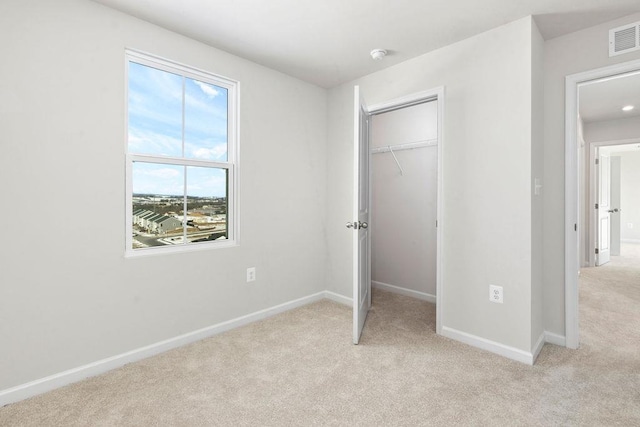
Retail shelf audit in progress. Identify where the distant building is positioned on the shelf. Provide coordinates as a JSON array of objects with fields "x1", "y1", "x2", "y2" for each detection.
[
  {"x1": 133, "y1": 209, "x2": 182, "y2": 234},
  {"x1": 156, "y1": 216, "x2": 182, "y2": 233}
]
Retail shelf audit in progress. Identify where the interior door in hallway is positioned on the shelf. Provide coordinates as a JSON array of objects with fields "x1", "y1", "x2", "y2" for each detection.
[{"x1": 597, "y1": 152, "x2": 611, "y2": 266}]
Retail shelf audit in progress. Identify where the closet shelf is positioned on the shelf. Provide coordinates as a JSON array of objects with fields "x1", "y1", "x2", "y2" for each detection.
[{"x1": 371, "y1": 138, "x2": 437, "y2": 154}]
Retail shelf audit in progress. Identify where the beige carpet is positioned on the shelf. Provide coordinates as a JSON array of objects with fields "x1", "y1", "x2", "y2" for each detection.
[{"x1": 2, "y1": 248, "x2": 639, "y2": 426}]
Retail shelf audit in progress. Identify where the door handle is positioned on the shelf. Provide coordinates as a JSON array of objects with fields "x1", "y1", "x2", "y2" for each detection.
[
  {"x1": 346, "y1": 221, "x2": 368, "y2": 229},
  {"x1": 608, "y1": 208, "x2": 619, "y2": 213}
]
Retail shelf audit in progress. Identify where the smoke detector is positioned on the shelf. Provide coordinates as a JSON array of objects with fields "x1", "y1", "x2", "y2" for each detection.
[{"x1": 370, "y1": 49, "x2": 387, "y2": 60}]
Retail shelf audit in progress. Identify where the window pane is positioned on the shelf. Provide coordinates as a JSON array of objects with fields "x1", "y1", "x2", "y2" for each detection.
[
  {"x1": 184, "y1": 78, "x2": 228, "y2": 161},
  {"x1": 128, "y1": 62, "x2": 183, "y2": 157},
  {"x1": 132, "y1": 162, "x2": 184, "y2": 249},
  {"x1": 186, "y1": 166, "x2": 228, "y2": 243}
]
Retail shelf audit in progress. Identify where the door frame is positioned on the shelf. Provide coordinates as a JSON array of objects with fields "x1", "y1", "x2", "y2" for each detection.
[
  {"x1": 565, "y1": 59, "x2": 640, "y2": 349},
  {"x1": 366, "y1": 86, "x2": 445, "y2": 334},
  {"x1": 587, "y1": 139, "x2": 640, "y2": 267}
]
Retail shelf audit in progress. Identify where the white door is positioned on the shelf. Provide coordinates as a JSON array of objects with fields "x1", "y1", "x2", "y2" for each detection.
[
  {"x1": 350, "y1": 85, "x2": 371, "y2": 344},
  {"x1": 610, "y1": 156, "x2": 621, "y2": 257},
  {"x1": 597, "y1": 152, "x2": 611, "y2": 266}
]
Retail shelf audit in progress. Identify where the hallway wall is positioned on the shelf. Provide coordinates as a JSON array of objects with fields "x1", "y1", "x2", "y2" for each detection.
[
  {"x1": 542, "y1": 12, "x2": 640, "y2": 336},
  {"x1": 620, "y1": 151, "x2": 640, "y2": 242}
]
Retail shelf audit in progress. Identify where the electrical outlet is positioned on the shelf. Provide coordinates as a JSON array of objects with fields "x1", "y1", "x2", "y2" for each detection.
[
  {"x1": 489, "y1": 285, "x2": 503, "y2": 304},
  {"x1": 246, "y1": 267, "x2": 256, "y2": 282}
]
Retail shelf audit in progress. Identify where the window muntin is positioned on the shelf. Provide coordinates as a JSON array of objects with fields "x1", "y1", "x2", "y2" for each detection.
[{"x1": 126, "y1": 51, "x2": 238, "y2": 255}]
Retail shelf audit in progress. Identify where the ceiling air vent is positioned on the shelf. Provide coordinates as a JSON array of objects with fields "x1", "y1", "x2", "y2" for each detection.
[{"x1": 609, "y1": 22, "x2": 640, "y2": 57}]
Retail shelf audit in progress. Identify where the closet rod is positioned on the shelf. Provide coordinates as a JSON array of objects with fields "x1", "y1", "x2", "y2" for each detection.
[{"x1": 371, "y1": 138, "x2": 438, "y2": 154}]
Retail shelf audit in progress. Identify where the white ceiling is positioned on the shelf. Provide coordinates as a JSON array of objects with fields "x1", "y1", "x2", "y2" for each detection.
[
  {"x1": 600, "y1": 143, "x2": 640, "y2": 154},
  {"x1": 579, "y1": 72, "x2": 640, "y2": 123},
  {"x1": 92, "y1": 0, "x2": 640, "y2": 88}
]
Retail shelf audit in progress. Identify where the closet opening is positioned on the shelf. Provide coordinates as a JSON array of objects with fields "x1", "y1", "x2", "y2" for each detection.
[{"x1": 369, "y1": 99, "x2": 439, "y2": 330}]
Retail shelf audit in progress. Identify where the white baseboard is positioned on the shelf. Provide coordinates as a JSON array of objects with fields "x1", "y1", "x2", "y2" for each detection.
[
  {"x1": 0, "y1": 289, "x2": 567, "y2": 407},
  {"x1": 0, "y1": 291, "x2": 334, "y2": 407},
  {"x1": 324, "y1": 291, "x2": 352, "y2": 306},
  {"x1": 544, "y1": 331, "x2": 566, "y2": 347},
  {"x1": 372, "y1": 281, "x2": 436, "y2": 303},
  {"x1": 440, "y1": 326, "x2": 536, "y2": 365},
  {"x1": 532, "y1": 332, "x2": 545, "y2": 363},
  {"x1": 621, "y1": 238, "x2": 640, "y2": 244}
]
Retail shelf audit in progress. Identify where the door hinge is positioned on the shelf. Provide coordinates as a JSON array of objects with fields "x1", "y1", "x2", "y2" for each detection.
[
  {"x1": 595, "y1": 248, "x2": 599, "y2": 255},
  {"x1": 595, "y1": 203, "x2": 599, "y2": 209},
  {"x1": 595, "y1": 158, "x2": 599, "y2": 165},
  {"x1": 574, "y1": 223, "x2": 577, "y2": 231}
]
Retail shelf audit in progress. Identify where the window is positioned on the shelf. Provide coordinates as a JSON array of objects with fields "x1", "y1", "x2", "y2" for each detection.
[{"x1": 125, "y1": 50, "x2": 238, "y2": 255}]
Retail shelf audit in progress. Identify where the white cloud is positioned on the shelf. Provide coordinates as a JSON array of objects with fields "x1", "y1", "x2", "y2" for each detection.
[
  {"x1": 193, "y1": 80, "x2": 220, "y2": 98},
  {"x1": 191, "y1": 144, "x2": 227, "y2": 160}
]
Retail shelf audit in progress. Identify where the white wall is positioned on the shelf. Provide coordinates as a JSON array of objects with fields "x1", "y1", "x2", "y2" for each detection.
[
  {"x1": 327, "y1": 17, "x2": 540, "y2": 355},
  {"x1": 543, "y1": 13, "x2": 640, "y2": 336},
  {"x1": 4, "y1": 3, "x2": 638, "y2": 397},
  {"x1": 620, "y1": 151, "x2": 640, "y2": 241},
  {"x1": 530, "y1": 22, "x2": 545, "y2": 351},
  {"x1": 370, "y1": 102, "x2": 438, "y2": 297},
  {"x1": 584, "y1": 116, "x2": 640, "y2": 143},
  {"x1": 0, "y1": 0, "x2": 328, "y2": 391}
]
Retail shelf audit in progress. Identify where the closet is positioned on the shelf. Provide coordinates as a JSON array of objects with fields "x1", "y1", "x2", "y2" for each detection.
[{"x1": 370, "y1": 100, "x2": 438, "y2": 301}]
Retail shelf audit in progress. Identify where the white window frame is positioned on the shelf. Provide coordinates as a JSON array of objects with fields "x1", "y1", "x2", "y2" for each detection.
[{"x1": 124, "y1": 49, "x2": 240, "y2": 257}]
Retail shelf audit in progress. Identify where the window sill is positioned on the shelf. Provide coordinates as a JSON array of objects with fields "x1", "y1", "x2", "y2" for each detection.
[{"x1": 124, "y1": 239, "x2": 238, "y2": 258}]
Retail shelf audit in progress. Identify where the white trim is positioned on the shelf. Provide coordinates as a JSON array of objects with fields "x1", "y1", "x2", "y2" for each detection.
[
  {"x1": 565, "y1": 72, "x2": 580, "y2": 350},
  {"x1": 532, "y1": 333, "x2": 545, "y2": 362},
  {"x1": 0, "y1": 291, "x2": 335, "y2": 407},
  {"x1": 124, "y1": 238, "x2": 239, "y2": 258},
  {"x1": 324, "y1": 291, "x2": 353, "y2": 306},
  {"x1": 129, "y1": 154, "x2": 232, "y2": 170},
  {"x1": 126, "y1": 48, "x2": 238, "y2": 90},
  {"x1": 440, "y1": 326, "x2": 536, "y2": 365},
  {"x1": 368, "y1": 89, "x2": 439, "y2": 114},
  {"x1": 565, "y1": 59, "x2": 640, "y2": 350},
  {"x1": 436, "y1": 88, "x2": 444, "y2": 336},
  {"x1": 372, "y1": 281, "x2": 436, "y2": 304},
  {"x1": 544, "y1": 331, "x2": 567, "y2": 347},
  {"x1": 367, "y1": 86, "x2": 445, "y2": 336}
]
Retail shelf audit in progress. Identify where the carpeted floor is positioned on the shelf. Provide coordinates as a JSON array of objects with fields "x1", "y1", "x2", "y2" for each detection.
[{"x1": 1, "y1": 246, "x2": 639, "y2": 426}]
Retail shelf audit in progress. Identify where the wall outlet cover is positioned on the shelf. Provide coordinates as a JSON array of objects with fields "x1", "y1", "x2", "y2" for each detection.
[
  {"x1": 489, "y1": 285, "x2": 503, "y2": 304},
  {"x1": 246, "y1": 267, "x2": 256, "y2": 282}
]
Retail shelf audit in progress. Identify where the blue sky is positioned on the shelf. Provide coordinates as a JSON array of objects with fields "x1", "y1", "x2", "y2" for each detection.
[{"x1": 129, "y1": 62, "x2": 228, "y2": 197}]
